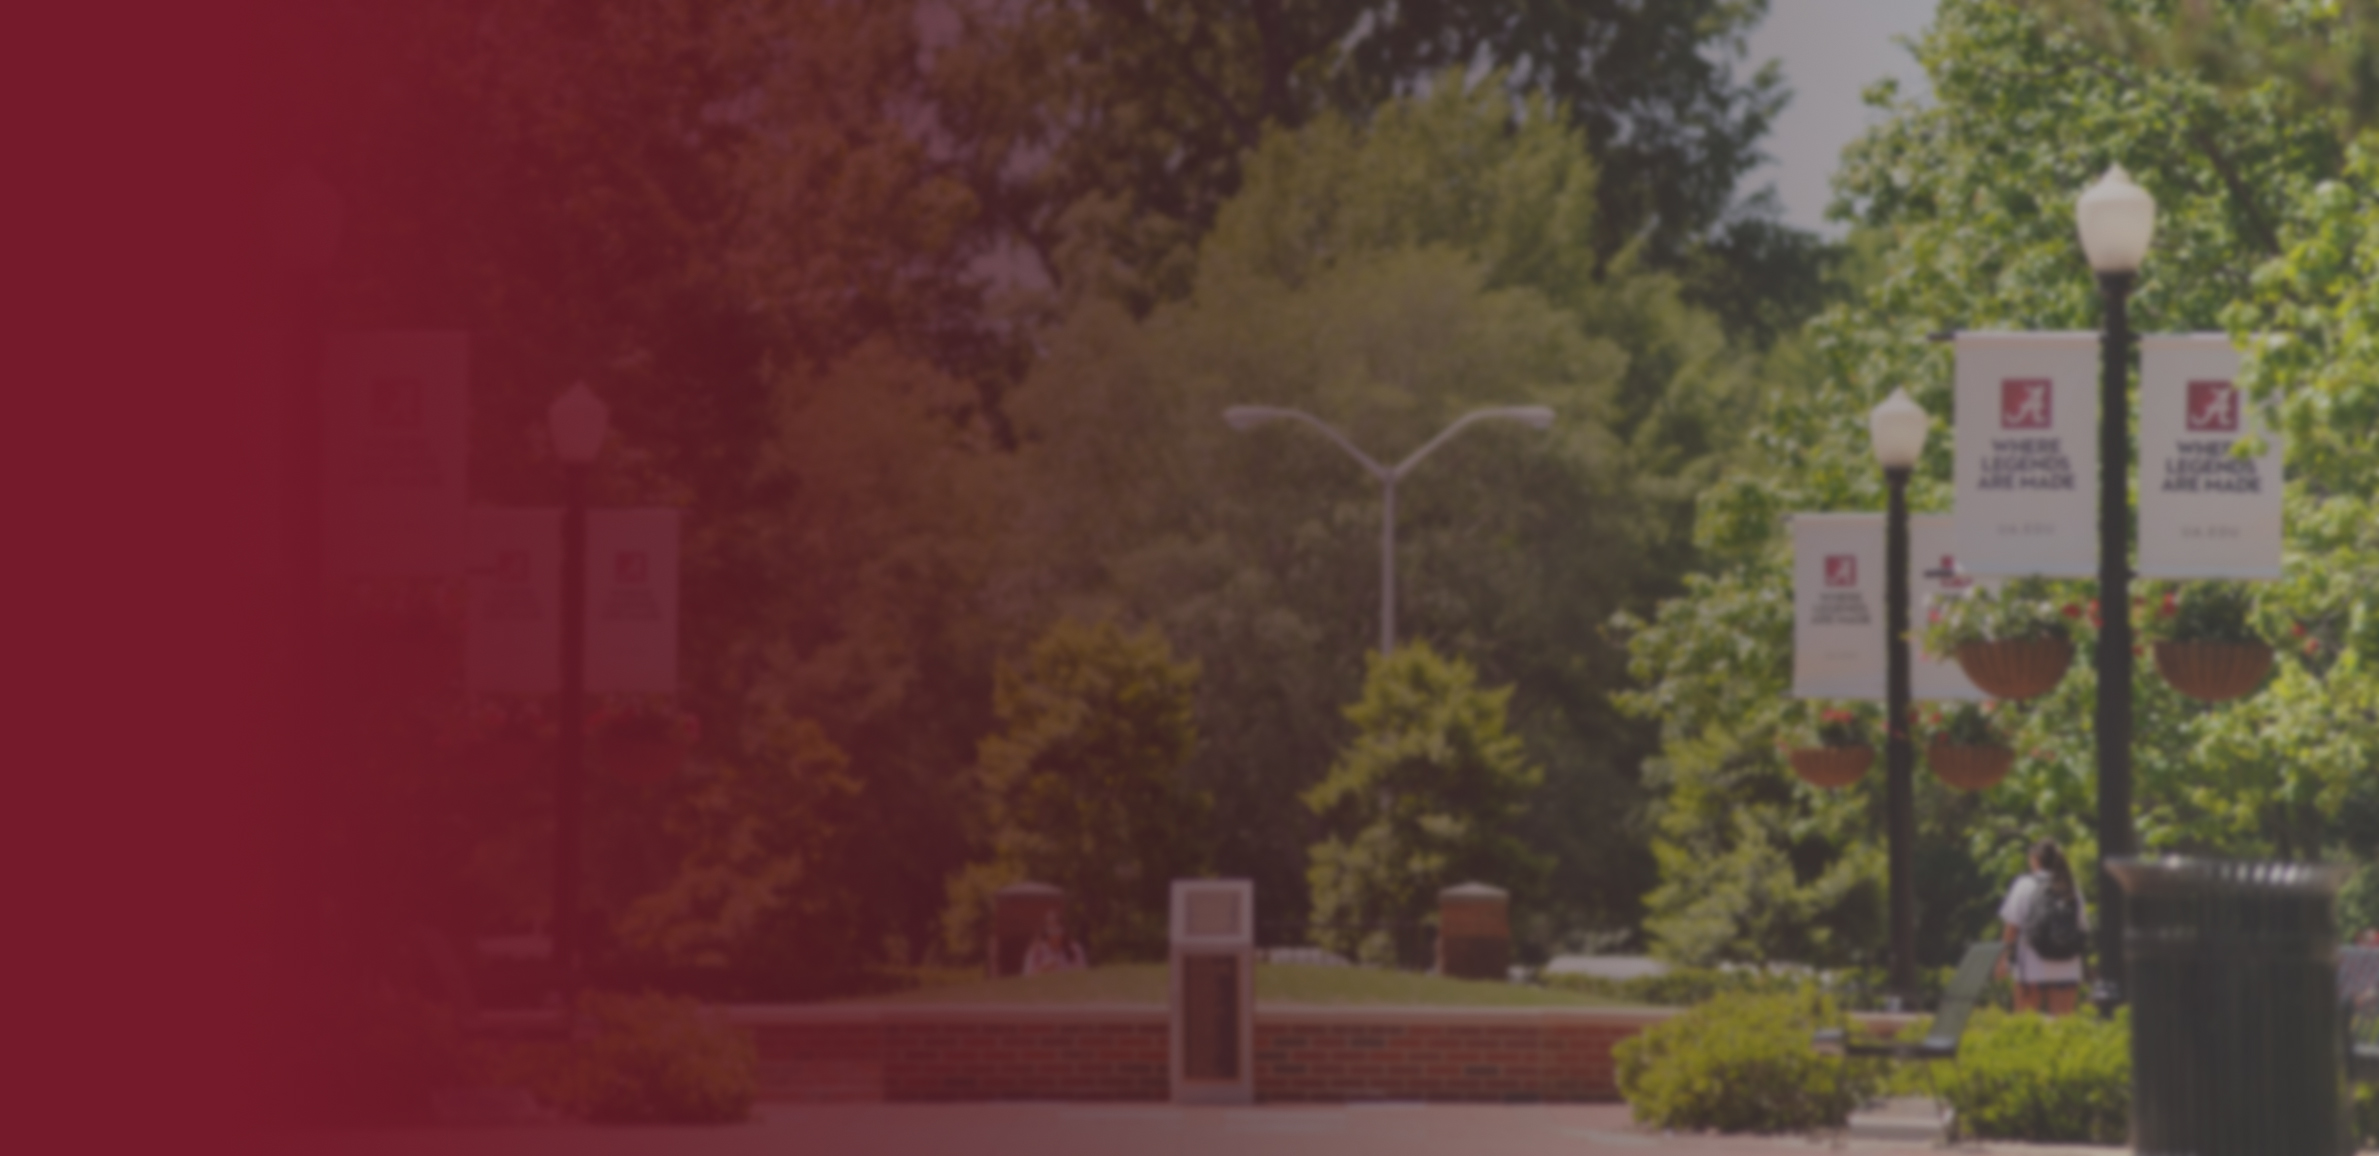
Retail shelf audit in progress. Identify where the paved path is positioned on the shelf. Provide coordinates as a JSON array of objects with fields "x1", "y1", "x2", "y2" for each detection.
[{"x1": 270, "y1": 1101, "x2": 2128, "y2": 1156}]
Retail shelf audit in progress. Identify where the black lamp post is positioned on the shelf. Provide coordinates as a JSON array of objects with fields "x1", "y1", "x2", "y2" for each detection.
[
  {"x1": 1869, "y1": 387, "x2": 1929, "y2": 1006},
  {"x1": 547, "y1": 383, "x2": 609, "y2": 992},
  {"x1": 2076, "y1": 165, "x2": 2157, "y2": 1012}
]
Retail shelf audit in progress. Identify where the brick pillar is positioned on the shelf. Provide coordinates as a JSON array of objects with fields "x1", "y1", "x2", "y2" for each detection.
[
  {"x1": 1436, "y1": 881, "x2": 1510, "y2": 980},
  {"x1": 989, "y1": 881, "x2": 1064, "y2": 977}
]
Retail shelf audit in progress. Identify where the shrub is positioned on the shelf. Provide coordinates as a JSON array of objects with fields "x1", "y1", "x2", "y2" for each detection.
[
  {"x1": 1938, "y1": 1008, "x2": 2129, "y2": 1144},
  {"x1": 1542, "y1": 961, "x2": 1991, "y2": 1012},
  {"x1": 1614, "y1": 989, "x2": 1876, "y2": 1133},
  {"x1": 496, "y1": 991, "x2": 757, "y2": 1124},
  {"x1": 1542, "y1": 965, "x2": 1807, "y2": 1006}
]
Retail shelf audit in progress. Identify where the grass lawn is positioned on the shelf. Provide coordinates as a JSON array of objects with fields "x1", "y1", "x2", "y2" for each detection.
[{"x1": 845, "y1": 962, "x2": 1634, "y2": 1007}]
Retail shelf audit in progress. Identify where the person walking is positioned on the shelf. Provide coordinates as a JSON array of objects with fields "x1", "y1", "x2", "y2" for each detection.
[{"x1": 1995, "y1": 838, "x2": 2091, "y2": 1015}]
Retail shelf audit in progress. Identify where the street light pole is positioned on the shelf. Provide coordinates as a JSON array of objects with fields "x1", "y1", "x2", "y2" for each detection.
[
  {"x1": 1223, "y1": 405, "x2": 1555, "y2": 655},
  {"x1": 557, "y1": 461, "x2": 587, "y2": 988},
  {"x1": 1869, "y1": 388, "x2": 1929, "y2": 1007},
  {"x1": 547, "y1": 384, "x2": 610, "y2": 994},
  {"x1": 2076, "y1": 166, "x2": 2155, "y2": 1013}
]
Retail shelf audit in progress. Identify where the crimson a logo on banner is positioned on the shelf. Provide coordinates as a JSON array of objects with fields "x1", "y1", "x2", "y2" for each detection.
[
  {"x1": 1825, "y1": 555, "x2": 1858, "y2": 587},
  {"x1": 2187, "y1": 380, "x2": 2241, "y2": 433},
  {"x1": 2001, "y1": 378, "x2": 2053, "y2": 429},
  {"x1": 1926, "y1": 554, "x2": 1975, "y2": 592}
]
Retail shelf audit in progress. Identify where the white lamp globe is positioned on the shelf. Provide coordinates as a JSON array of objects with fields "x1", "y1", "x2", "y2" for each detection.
[
  {"x1": 1869, "y1": 388, "x2": 1929, "y2": 470},
  {"x1": 548, "y1": 383, "x2": 610, "y2": 465},
  {"x1": 2076, "y1": 164, "x2": 2157, "y2": 274}
]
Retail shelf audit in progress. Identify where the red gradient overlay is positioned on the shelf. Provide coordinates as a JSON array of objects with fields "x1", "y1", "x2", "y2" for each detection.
[{"x1": 10, "y1": 3, "x2": 298, "y2": 1148}]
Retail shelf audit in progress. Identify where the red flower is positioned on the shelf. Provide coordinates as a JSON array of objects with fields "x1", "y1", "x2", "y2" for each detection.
[
  {"x1": 2307, "y1": 638, "x2": 2323, "y2": 656},
  {"x1": 2062, "y1": 603, "x2": 2083, "y2": 618},
  {"x1": 2161, "y1": 591, "x2": 2178, "y2": 618},
  {"x1": 2293, "y1": 621, "x2": 2307, "y2": 638}
]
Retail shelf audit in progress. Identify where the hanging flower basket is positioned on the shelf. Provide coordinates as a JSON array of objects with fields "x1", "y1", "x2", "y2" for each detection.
[
  {"x1": 2153, "y1": 640, "x2": 2274, "y2": 702},
  {"x1": 602, "y1": 737, "x2": 687, "y2": 784},
  {"x1": 1788, "y1": 746, "x2": 1873, "y2": 789},
  {"x1": 1953, "y1": 638, "x2": 2075, "y2": 700},
  {"x1": 1928, "y1": 740, "x2": 2014, "y2": 791}
]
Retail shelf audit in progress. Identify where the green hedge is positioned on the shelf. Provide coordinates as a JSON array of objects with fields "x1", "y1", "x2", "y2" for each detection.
[
  {"x1": 1937, "y1": 1009, "x2": 2129, "y2": 1144},
  {"x1": 492, "y1": 991, "x2": 757, "y2": 1124},
  {"x1": 1614, "y1": 989, "x2": 1877, "y2": 1133},
  {"x1": 1542, "y1": 962, "x2": 2008, "y2": 1012}
]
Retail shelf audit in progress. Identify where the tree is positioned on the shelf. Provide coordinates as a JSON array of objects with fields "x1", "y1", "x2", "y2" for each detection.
[
  {"x1": 1000, "y1": 77, "x2": 1748, "y2": 948},
  {"x1": 1617, "y1": 0, "x2": 2361, "y2": 967},
  {"x1": 1304, "y1": 644, "x2": 1548, "y2": 967},
  {"x1": 927, "y1": 0, "x2": 1790, "y2": 309},
  {"x1": 613, "y1": 708, "x2": 859, "y2": 982},
  {"x1": 946, "y1": 619, "x2": 1209, "y2": 962},
  {"x1": 286, "y1": 0, "x2": 1018, "y2": 982}
]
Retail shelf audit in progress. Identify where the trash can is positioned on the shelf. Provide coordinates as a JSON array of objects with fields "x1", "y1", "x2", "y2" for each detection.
[
  {"x1": 1436, "y1": 881, "x2": 1510, "y2": 980},
  {"x1": 2109, "y1": 857, "x2": 2351, "y2": 1156}
]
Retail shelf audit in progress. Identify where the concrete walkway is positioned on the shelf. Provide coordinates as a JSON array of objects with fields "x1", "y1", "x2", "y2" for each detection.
[{"x1": 270, "y1": 1101, "x2": 2128, "y2": 1156}]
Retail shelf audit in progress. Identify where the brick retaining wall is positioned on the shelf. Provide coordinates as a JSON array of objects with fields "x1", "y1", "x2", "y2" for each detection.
[{"x1": 726, "y1": 1003, "x2": 1733, "y2": 1104}]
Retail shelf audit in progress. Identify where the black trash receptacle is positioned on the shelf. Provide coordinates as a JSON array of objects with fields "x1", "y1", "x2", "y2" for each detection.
[{"x1": 2110, "y1": 857, "x2": 2351, "y2": 1156}]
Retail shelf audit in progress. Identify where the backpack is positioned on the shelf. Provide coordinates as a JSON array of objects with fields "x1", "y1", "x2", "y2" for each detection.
[{"x1": 2023, "y1": 874, "x2": 2088, "y2": 962}]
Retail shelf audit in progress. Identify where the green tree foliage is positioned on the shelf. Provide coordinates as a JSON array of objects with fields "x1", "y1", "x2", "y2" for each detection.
[
  {"x1": 1305, "y1": 644, "x2": 1548, "y2": 967},
  {"x1": 928, "y1": 0, "x2": 1792, "y2": 310},
  {"x1": 947, "y1": 620, "x2": 1209, "y2": 962},
  {"x1": 1620, "y1": 0, "x2": 2360, "y2": 968},
  {"x1": 614, "y1": 708, "x2": 856, "y2": 973},
  {"x1": 1003, "y1": 77, "x2": 1748, "y2": 947}
]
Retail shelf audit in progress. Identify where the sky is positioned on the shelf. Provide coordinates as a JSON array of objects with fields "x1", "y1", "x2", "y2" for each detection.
[{"x1": 1741, "y1": 0, "x2": 1940, "y2": 235}]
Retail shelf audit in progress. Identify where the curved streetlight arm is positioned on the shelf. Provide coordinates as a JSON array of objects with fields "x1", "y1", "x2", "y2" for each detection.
[
  {"x1": 1225, "y1": 403, "x2": 1554, "y2": 657},
  {"x1": 1222, "y1": 405, "x2": 1391, "y2": 481},
  {"x1": 1389, "y1": 406, "x2": 1555, "y2": 480}
]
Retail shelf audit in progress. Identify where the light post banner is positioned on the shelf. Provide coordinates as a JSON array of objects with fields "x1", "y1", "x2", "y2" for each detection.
[
  {"x1": 2138, "y1": 334, "x2": 2281, "y2": 578},
  {"x1": 1910, "y1": 515, "x2": 1991, "y2": 702},
  {"x1": 323, "y1": 331, "x2": 469, "y2": 577},
  {"x1": 1793, "y1": 514, "x2": 1886, "y2": 699},
  {"x1": 585, "y1": 508, "x2": 681, "y2": 694},
  {"x1": 1795, "y1": 514, "x2": 1990, "y2": 701},
  {"x1": 465, "y1": 509, "x2": 560, "y2": 695},
  {"x1": 466, "y1": 508, "x2": 681, "y2": 694},
  {"x1": 1953, "y1": 332, "x2": 2100, "y2": 576}
]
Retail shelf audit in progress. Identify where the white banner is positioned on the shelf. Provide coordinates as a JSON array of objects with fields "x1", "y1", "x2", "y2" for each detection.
[
  {"x1": 465, "y1": 509, "x2": 559, "y2": 695},
  {"x1": 1795, "y1": 514, "x2": 1989, "y2": 701},
  {"x1": 323, "y1": 331, "x2": 469, "y2": 577},
  {"x1": 1953, "y1": 332, "x2": 2100, "y2": 576},
  {"x1": 465, "y1": 508, "x2": 682, "y2": 694},
  {"x1": 1910, "y1": 515, "x2": 1991, "y2": 702},
  {"x1": 1793, "y1": 514, "x2": 1885, "y2": 699},
  {"x1": 586, "y1": 509, "x2": 681, "y2": 694},
  {"x1": 2138, "y1": 335, "x2": 2281, "y2": 578}
]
